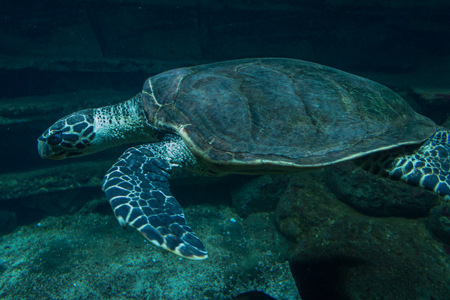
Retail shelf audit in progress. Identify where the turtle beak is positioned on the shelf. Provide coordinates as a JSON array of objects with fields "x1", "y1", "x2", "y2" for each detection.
[{"x1": 37, "y1": 138, "x2": 66, "y2": 160}]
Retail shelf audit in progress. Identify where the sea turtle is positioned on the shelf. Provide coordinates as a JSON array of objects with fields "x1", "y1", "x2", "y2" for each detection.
[{"x1": 37, "y1": 58, "x2": 450, "y2": 260}]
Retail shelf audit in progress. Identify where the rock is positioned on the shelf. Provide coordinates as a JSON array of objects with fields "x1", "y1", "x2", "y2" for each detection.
[
  {"x1": 428, "y1": 203, "x2": 450, "y2": 245},
  {"x1": 408, "y1": 86, "x2": 450, "y2": 125},
  {"x1": 0, "y1": 163, "x2": 107, "y2": 201},
  {"x1": 0, "y1": 210, "x2": 17, "y2": 235},
  {"x1": 231, "y1": 175, "x2": 291, "y2": 218},
  {"x1": 0, "y1": 206, "x2": 300, "y2": 300},
  {"x1": 324, "y1": 161, "x2": 439, "y2": 218},
  {"x1": 275, "y1": 171, "x2": 337, "y2": 242},
  {"x1": 410, "y1": 87, "x2": 450, "y2": 105},
  {"x1": 275, "y1": 172, "x2": 450, "y2": 299}
]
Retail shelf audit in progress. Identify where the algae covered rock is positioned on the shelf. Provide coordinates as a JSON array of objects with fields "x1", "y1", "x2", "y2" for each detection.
[{"x1": 275, "y1": 172, "x2": 450, "y2": 299}]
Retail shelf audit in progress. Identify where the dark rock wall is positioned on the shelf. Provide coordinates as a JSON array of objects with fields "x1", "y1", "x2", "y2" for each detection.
[{"x1": 2, "y1": 1, "x2": 450, "y2": 75}]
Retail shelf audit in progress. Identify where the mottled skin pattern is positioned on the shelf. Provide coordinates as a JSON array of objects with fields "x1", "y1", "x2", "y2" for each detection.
[
  {"x1": 102, "y1": 136, "x2": 209, "y2": 258},
  {"x1": 37, "y1": 110, "x2": 97, "y2": 158},
  {"x1": 37, "y1": 58, "x2": 450, "y2": 260}
]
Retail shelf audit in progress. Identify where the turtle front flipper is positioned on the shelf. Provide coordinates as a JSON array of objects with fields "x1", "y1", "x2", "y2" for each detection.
[
  {"x1": 360, "y1": 128, "x2": 450, "y2": 197},
  {"x1": 102, "y1": 137, "x2": 208, "y2": 260}
]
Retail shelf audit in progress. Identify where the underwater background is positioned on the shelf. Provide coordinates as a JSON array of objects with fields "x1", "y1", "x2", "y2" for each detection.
[{"x1": 1, "y1": 0, "x2": 450, "y2": 299}]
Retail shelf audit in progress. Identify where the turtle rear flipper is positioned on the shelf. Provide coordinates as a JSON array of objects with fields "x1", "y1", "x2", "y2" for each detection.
[
  {"x1": 102, "y1": 140, "x2": 208, "y2": 260},
  {"x1": 359, "y1": 128, "x2": 450, "y2": 197},
  {"x1": 388, "y1": 129, "x2": 450, "y2": 197}
]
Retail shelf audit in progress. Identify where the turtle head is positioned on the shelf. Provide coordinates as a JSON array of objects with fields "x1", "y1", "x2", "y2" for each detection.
[
  {"x1": 38, "y1": 109, "x2": 99, "y2": 160},
  {"x1": 38, "y1": 95, "x2": 163, "y2": 160}
]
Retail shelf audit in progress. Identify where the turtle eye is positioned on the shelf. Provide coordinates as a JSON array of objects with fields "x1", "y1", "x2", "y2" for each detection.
[{"x1": 47, "y1": 131, "x2": 63, "y2": 145}]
